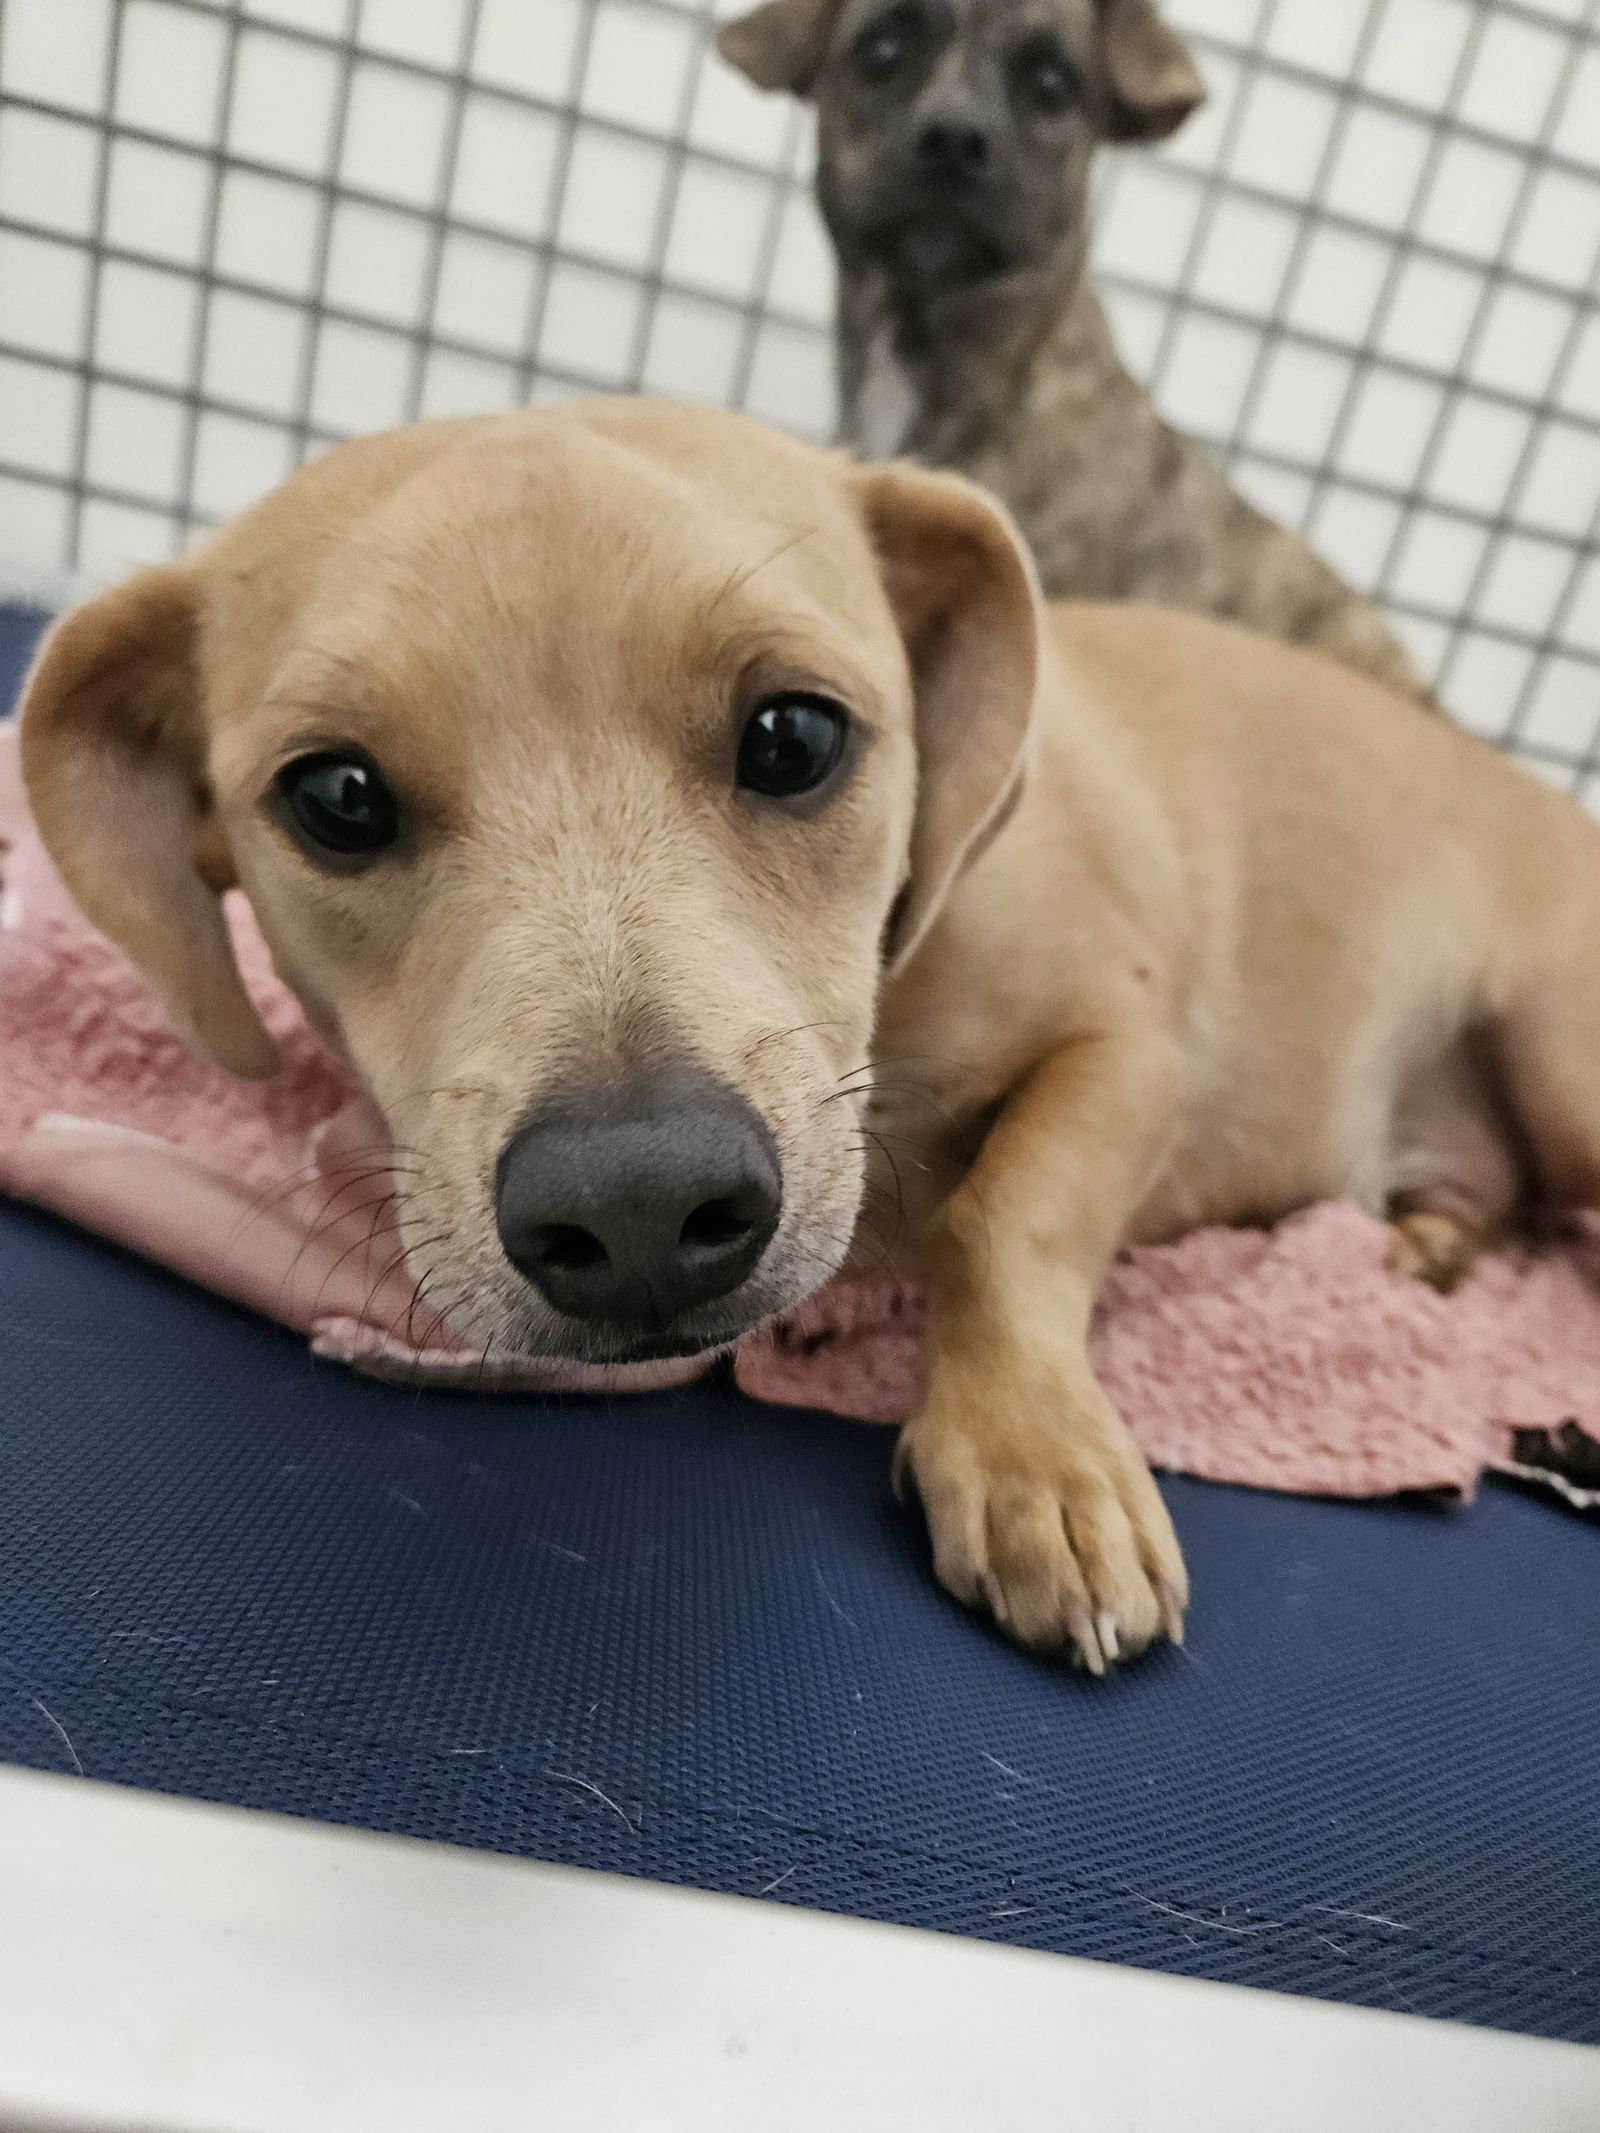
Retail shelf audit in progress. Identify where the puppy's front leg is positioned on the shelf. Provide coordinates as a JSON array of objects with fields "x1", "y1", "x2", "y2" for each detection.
[{"x1": 897, "y1": 1031, "x2": 1188, "y2": 1671}]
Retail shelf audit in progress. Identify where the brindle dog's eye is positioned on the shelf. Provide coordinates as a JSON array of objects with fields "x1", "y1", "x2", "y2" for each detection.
[
  {"x1": 277, "y1": 751, "x2": 399, "y2": 856},
  {"x1": 851, "y1": 3, "x2": 918, "y2": 82},
  {"x1": 736, "y1": 695, "x2": 849, "y2": 800},
  {"x1": 1012, "y1": 34, "x2": 1080, "y2": 115}
]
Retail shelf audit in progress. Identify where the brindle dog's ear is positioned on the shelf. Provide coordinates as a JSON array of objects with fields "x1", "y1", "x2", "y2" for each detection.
[
  {"x1": 852, "y1": 464, "x2": 1041, "y2": 977},
  {"x1": 717, "y1": 0, "x2": 843, "y2": 94},
  {"x1": 19, "y1": 565, "x2": 277, "y2": 1079},
  {"x1": 1095, "y1": 0, "x2": 1206, "y2": 141}
]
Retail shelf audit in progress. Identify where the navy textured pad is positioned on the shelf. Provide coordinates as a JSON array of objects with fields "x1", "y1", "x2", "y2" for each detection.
[
  {"x1": 0, "y1": 604, "x2": 43, "y2": 713},
  {"x1": 1, "y1": 1199, "x2": 1598, "y2": 2043}
]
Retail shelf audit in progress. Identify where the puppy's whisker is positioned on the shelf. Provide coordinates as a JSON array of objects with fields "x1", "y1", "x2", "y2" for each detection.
[
  {"x1": 852, "y1": 1125, "x2": 910, "y2": 1241},
  {"x1": 378, "y1": 1251, "x2": 484, "y2": 1352},
  {"x1": 400, "y1": 1280, "x2": 489, "y2": 1358},
  {"x1": 740, "y1": 1019, "x2": 852, "y2": 1067},
  {"x1": 401, "y1": 1261, "x2": 460, "y2": 1350},
  {"x1": 474, "y1": 1330, "x2": 498, "y2": 1402},
  {"x1": 269, "y1": 1184, "x2": 414, "y2": 1328},
  {"x1": 850, "y1": 1123, "x2": 938, "y2": 1164},
  {"x1": 233, "y1": 1157, "x2": 424, "y2": 1236},
  {"x1": 830, "y1": 1051, "x2": 982, "y2": 1120},
  {"x1": 224, "y1": 1151, "x2": 423, "y2": 1249},
  {"x1": 782, "y1": 1211, "x2": 901, "y2": 1287},
  {"x1": 295, "y1": 1181, "x2": 413, "y2": 1244},
  {"x1": 839, "y1": 1051, "x2": 983, "y2": 1084},
  {"x1": 355, "y1": 1229, "x2": 454, "y2": 1340},
  {"x1": 295, "y1": 1192, "x2": 424, "y2": 1327},
  {"x1": 821, "y1": 1079, "x2": 959, "y2": 1126},
  {"x1": 786, "y1": 1230, "x2": 895, "y2": 1290},
  {"x1": 855, "y1": 1177, "x2": 905, "y2": 1222},
  {"x1": 704, "y1": 524, "x2": 819, "y2": 619},
  {"x1": 285, "y1": 1175, "x2": 443, "y2": 1323}
]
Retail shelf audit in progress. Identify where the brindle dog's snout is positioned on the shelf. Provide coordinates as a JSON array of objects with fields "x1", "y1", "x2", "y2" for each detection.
[
  {"x1": 916, "y1": 115, "x2": 991, "y2": 179},
  {"x1": 494, "y1": 1069, "x2": 782, "y2": 1332}
]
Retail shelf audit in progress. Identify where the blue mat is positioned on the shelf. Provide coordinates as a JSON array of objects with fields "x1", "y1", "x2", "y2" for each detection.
[
  {"x1": 0, "y1": 603, "x2": 44, "y2": 711},
  {"x1": 1, "y1": 604, "x2": 1597, "y2": 2044}
]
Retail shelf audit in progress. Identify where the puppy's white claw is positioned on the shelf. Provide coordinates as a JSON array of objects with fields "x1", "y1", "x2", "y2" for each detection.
[
  {"x1": 1096, "y1": 1611, "x2": 1120, "y2": 1664},
  {"x1": 1157, "y1": 1579, "x2": 1186, "y2": 1645},
  {"x1": 1065, "y1": 1599, "x2": 1106, "y2": 1676}
]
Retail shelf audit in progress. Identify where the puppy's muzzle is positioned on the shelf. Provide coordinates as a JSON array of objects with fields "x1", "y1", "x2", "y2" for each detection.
[{"x1": 495, "y1": 1069, "x2": 782, "y2": 1336}]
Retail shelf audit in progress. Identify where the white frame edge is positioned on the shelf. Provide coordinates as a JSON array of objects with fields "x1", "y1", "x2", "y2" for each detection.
[{"x1": 0, "y1": 1765, "x2": 1596, "y2": 2133}]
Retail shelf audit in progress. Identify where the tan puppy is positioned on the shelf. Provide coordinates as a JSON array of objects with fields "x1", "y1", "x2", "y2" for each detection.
[{"x1": 19, "y1": 399, "x2": 1600, "y2": 1669}]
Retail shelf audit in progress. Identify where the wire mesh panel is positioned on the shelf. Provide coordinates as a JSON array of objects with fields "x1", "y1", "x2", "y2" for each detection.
[
  {"x1": 1097, "y1": 0, "x2": 1600, "y2": 788},
  {"x1": 1, "y1": 0, "x2": 1598, "y2": 791}
]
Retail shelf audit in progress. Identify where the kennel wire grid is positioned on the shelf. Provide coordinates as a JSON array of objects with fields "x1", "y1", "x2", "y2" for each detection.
[{"x1": 1, "y1": 0, "x2": 1599, "y2": 792}]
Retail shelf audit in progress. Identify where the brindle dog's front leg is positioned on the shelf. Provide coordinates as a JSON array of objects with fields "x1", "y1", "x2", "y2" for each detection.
[{"x1": 896, "y1": 1031, "x2": 1189, "y2": 1671}]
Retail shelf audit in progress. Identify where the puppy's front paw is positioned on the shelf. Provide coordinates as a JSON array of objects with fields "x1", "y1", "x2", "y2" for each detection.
[{"x1": 894, "y1": 1373, "x2": 1187, "y2": 1672}]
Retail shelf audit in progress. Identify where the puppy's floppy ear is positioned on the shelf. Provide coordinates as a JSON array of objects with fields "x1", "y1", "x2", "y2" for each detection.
[
  {"x1": 853, "y1": 464, "x2": 1041, "y2": 976},
  {"x1": 1095, "y1": 0, "x2": 1205, "y2": 141},
  {"x1": 717, "y1": 0, "x2": 843, "y2": 94},
  {"x1": 19, "y1": 565, "x2": 277, "y2": 1079}
]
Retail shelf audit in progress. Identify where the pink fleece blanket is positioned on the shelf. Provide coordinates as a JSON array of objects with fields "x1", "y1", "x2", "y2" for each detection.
[{"x1": 2, "y1": 725, "x2": 1597, "y2": 1507}]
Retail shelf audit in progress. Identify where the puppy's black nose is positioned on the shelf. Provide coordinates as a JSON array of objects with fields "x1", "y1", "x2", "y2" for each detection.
[
  {"x1": 495, "y1": 1070, "x2": 782, "y2": 1330},
  {"x1": 916, "y1": 117, "x2": 990, "y2": 176}
]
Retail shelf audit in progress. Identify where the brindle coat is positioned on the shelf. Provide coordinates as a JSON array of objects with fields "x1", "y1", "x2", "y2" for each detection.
[{"x1": 720, "y1": 0, "x2": 1433, "y2": 705}]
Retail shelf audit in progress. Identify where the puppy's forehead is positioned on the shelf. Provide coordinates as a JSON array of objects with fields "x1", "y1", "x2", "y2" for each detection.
[
  {"x1": 339, "y1": 419, "x2": 864, "y2": 620},
  {"x1": 209, "y1": 406, "x2": 895, "y2": 741}
]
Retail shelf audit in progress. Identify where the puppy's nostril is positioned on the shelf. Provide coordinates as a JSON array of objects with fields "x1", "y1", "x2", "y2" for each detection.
[
  {"x1": 679, "y1": 1195, "x2": 758, "y2": 1254},
  {"x1": 526, "y1": 1222, "x2": 609, "y2": 1275}
]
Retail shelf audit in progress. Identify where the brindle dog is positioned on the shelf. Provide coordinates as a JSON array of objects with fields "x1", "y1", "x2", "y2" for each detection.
[{"x1": 719, "y1": 0, "x2": 1433, "y2": 706}]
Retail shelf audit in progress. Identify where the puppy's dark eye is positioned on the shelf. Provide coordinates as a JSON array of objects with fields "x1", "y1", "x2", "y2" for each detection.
[
  {"x1": 851, "y1": 3, "x2": 918, "y2": 83},
  {"x1": 276, "y1": 752, "x2": 399, "y2": 856},
  {"x1": 736, "y1": 695, "x2": 849, "y2": 800},
  {"x1": 1011, "y1": 34, "x2": 1080, "y2": 115}
]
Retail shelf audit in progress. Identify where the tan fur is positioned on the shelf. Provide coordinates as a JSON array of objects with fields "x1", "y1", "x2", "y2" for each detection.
[{"x1": 20, "y1": 400, "x2": 1600, "y2": 1668}]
